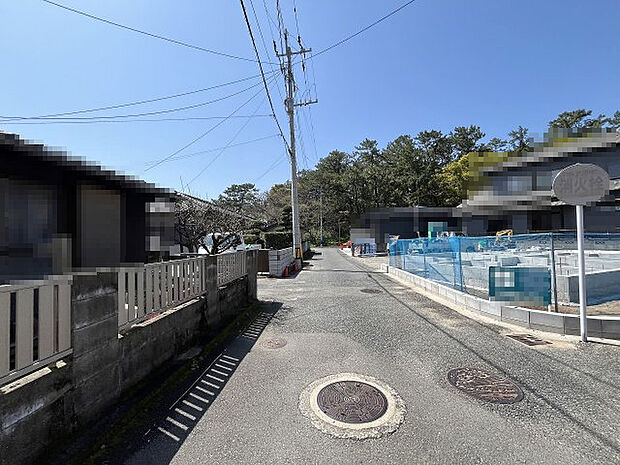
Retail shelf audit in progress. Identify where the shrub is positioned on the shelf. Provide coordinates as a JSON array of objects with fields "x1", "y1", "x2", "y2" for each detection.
[{"x1": 263, "y1": 231, "x2": 293, "y2": 250}]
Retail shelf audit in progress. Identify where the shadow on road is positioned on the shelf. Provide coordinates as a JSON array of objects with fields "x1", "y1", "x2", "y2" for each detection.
[{"x1": 57, "y1": 301, "x2": 284, "y2": 465}]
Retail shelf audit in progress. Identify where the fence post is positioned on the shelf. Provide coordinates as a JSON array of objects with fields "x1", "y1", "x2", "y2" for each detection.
[
  {"x1": 246, "y1": 249, "x2": 257, "y2": 301},
  {"x1": 205, "y1": 255, "x2": 220, "y2": 327},
  {"x1": 550, "y1": 232, "x2": 559, "y2": 312}
]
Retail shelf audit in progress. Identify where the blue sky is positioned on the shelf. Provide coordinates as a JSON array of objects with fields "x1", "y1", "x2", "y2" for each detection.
[{"x1": 1, "y1": 0, "x2": 619, "y2": 199}]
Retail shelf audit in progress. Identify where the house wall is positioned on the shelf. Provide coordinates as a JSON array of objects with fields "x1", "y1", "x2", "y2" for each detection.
[
  {"x1": 0, "y1": 178, "x2": 57, "y2": 281},
  {"x1": 78, "y1": 185, "x2": 122, "y2": 268}
]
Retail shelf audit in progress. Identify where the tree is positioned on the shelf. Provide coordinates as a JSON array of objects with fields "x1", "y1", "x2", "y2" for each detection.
[
  {"x1": 434, "y1": 153, "x2": 470, "y2": 207},
  {"x1": 486, "y1": 137, "x2": 509, "y2": 152},
  {"x1": 215, "y1": 183, "x2": 261, "y2": 219},
  {"x1": 450, "y1": 125, "x2": 485, "y2": 159},
  {"x1": 263, "y1": 182, "x2": 290, "y2": 224},
  {"x1": 507, "y1": 126, "x2": 532, "y2": 152},
  {"x1": 548, "y1": 109, "x2": 607, "y2": 129},
  {"x1": 606, "y1": 110, "x2": 620, "y2": 130},
  {"x1": 174, "y1": 195, "x2": 244, "y2": 255},
  {"x1": 279, "y1": 206, "x2": 292, "y2": 230}
]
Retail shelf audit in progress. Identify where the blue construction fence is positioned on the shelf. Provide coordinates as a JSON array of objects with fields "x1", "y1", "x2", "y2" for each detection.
[{"x1": 389, "y1": 232, "x2": 620, "y2": 304}]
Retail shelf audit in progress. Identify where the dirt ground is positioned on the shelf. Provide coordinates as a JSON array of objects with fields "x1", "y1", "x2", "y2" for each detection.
[{"x1": 349, "y1": 250, "x2": 620, "y2": 317}]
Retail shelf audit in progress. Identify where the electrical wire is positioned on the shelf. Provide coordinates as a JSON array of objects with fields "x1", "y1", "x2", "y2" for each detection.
[
  {"x1": 248, "y1": 0, "x2": 286, "y2": 104},
  {"x1": 0, "y1": 115, "x2": 273, "y2": 125},
  {"x1": 185, "y1": 95, "x2": 268, "y2": 187},
  {"x1": 1, "y1": 80, "x2": 267, "y2": 123},
  {"x1": 253, "y1": 152, "x2": 288, "y2": 183},
  {"x1": 41, "y1": 0, "x2": 278, "y2": 64},
  {"x1": 239, "y1": 0, "x2": 290, "y2": 154},
  {"x1": 309, "y1": 0, "x2": 417, "y2": 60},
  {"x1": 143, "y1": 78, "x2": 272, "y2": 173},
  {"x1": 0, "y1": 72, "x2": 272, "y2": 120},
  {"x1": 146, "y1": 134, "x2": 279, "y2": 165}
]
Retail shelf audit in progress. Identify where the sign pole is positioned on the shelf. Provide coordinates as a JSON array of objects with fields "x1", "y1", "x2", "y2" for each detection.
[
  {"x1": 553, "y1": 163, "x2": 609, "y2": 343},
  {"x1": 575, "y1": 204, "x2": 588, "y2": 342}
]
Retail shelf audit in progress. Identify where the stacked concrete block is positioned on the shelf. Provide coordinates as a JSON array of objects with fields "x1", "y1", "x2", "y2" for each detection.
[{"x1": 268, "y1": 247, "x2": 294, "y2": 277}]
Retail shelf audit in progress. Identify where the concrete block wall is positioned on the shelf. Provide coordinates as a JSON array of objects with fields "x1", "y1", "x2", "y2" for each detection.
[
  {"x1": 387, "y1": 265, "x2": 620, "y2": 341},
  {"x1": 0, "y1": 257, "x2": 258, "y2": 465},
  {"x1": 268, "y1": 247, "x2": 294, "y2": 277}
]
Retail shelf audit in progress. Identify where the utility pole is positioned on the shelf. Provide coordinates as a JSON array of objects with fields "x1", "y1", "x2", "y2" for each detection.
[
  {"x1": 277, "y1": 29, "x2": 317, "y2": 261},
  {"x1": 319, "y1": 189, "x2": 323, "y2": 246}
]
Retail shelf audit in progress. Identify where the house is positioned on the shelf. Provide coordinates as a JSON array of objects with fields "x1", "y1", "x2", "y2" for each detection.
[
  {"x1": 461, "y1": 129, "x2": 620, "y2": 234},
  {"x1": 0, "y1": 132, "x2": 175, "y2": 282},
  {"x1": 350, "y1": 129, "x2": 619, "y2": 248},
  {"x1": 352, "y1": 206, "x2": 460, "y2": 251}
]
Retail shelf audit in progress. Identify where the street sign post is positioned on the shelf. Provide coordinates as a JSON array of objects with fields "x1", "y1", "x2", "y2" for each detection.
[{"x1": 552, "y1": 163, "x2": 610, "y2": 342}]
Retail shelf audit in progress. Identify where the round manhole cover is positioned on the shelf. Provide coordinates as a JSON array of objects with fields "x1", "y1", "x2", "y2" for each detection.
[
  {"x1": 317, "y1": 381, "x2": 388, "y2": 424},
  {"x1": 262, "y1": 337, "x2": 287, "y2": 349},
  {"x1": 447, "y1": 368, "x2": 524, "y2": 404},
  {"x1": 299, "y1": 373, "x2": 406, "y2": 439},
  {"x1": 360, "y1": 288, "x2": 382, "y2": 294}
]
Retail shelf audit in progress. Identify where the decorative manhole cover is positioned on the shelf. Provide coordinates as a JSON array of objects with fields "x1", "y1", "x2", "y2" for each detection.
[
  {"x1": 360, "y1": 288, "x2": 382, "y2": 294},
  {"x1": 262, "y1": 337, "x2": 287, "y2": 349},
  {"x1": 316, "y1": 381, "x2": 388, "y2": 423},
  {"x1": 447, "y1": 368, "x2": 524, "y2": 404}
]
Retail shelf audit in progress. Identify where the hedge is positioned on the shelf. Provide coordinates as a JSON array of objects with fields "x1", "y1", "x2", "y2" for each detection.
[{"x1": 263, "y1": 231, "x2": 293, "y2": 250}]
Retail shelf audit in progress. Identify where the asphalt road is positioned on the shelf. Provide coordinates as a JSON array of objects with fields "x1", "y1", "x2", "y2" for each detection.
[{"x1": 126, "y1": 247, "x2": 620, "y2": 464}]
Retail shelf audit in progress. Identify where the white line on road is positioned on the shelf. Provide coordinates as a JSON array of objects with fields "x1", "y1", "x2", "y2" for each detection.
[
  {"x1": 206, "y1": 374, "x2": 225, "y2": 383},
  {"x1": 157, "y1": 427, "x2": 180, "y2": 441},
  {"x1": 174, "y1": 408, "x2": 196, "y2": 421},
  {"x1": 182, "y1": 400, "x2": 203, "y2": 411},
  {"x1": 189, "y1": 392, "x2": 210, "y2": 404},
  {"x1": 166, "y1": 416, "x2": 188, "y2": 431}
]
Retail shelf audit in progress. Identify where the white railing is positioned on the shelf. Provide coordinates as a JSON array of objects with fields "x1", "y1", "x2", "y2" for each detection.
[
  {"x1": 118, "y1": 256, "x2": 208, "y2": 330},
  {"x1": 118, "y1": 252, "x2": 248, "y2": 330},
  {"x1": 217, "y1": 251, "x2": 247, "y2": 287},
  {"x1": 0, "y1": 277, "x2": 72, "y2": 386}
]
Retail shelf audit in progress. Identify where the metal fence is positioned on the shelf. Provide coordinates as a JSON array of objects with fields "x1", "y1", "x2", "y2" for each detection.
[{"x1": 390, "y1": 232, "x2": 620, "y2": 308}]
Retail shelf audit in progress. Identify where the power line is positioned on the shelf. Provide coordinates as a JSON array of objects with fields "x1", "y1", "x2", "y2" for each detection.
[
  {"x1": 144, "y1": 81, "x2": 270, "y2": 173},
  {"x1": 0, "y1": 72, "x2": 271, "y2": 120},
  {"x1": 0, "y1": 115, "x2": 273, "y2": 125},
  {"x1": 253, "y1": 152, "x2": 288, "y2": 183},
  {"x1": 185, "y1": 95, "x2": 268, "y2": 187},
  {"x1": 239, "y1": 0, "x2": 290, "y2": 153},
  {"x1": 146, "y1": 134, "x2": 279, "y2": 165},
  {"x1": 1, "y1": 80, "x2": 266, "y2": 122},
  {"x1": 311, "y1": 0, "x2": 417, "y2": 59},
  {"x1": 42, "y1": 0, "x2": 277, "y2": 64},
  {"x1": 248, "y1": 0, "x2": 286, "y2": 105},
  {"x1": 301, "y1": 106, "x2": 319, "y2": 162}
]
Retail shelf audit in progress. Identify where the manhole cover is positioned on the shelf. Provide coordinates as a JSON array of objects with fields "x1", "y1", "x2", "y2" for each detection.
[
  {"x1": 447, "y1": 368, "x2": 524, "y2": 404},
  {"x1": 316, "y1": 381, "x2": 388, "y2": 423},
  {"x1": 360, "y1": 288, "x2": 382, "y2": 294},
  {"x1": 262, "y1": 337, "x2": 287, "y2": 349},
  {"x1": 507, "y1": 334, "x2": 551, "y2": 346}
]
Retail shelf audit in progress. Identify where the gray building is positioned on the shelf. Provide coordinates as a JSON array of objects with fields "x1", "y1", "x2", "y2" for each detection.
[
  {"x1": 0, "y1": 132, "x2": 175, "y2": 281},
  {"x1": 461, "y1": 130, "x2": 620, "y2": 234}
]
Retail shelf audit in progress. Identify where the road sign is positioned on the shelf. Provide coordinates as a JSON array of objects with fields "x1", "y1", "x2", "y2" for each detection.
[
  {"x1": 552, "y1": 163, "x2": 609, "y2": 205},
  {"x1": 552, "y1": 163, "x2": 610, "y2": 342}
]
